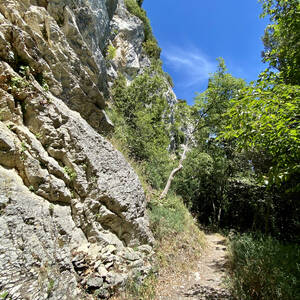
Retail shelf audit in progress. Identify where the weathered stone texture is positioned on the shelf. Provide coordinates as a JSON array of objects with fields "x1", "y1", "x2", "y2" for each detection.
[{"x1": 0, "y1": 0, "x2": 155, "y2": 298}]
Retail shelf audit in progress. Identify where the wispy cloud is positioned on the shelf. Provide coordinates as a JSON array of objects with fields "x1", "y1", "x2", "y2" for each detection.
[{"x1": 162, "y1": 45, "x2": 216, "y2": 88}]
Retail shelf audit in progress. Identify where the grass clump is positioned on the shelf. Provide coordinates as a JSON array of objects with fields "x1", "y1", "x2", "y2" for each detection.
[
  {"x1": 228, "y1": 233, "x2": 300, "y2": 300},
  {"x1": 0, "y1": 291, "x2": 8, "y2": 299},
  {"x1": 47, "y1": 279, "x2": 54, "y2": 297},
  {"x1": 114, "y1": 271, "x2": 157, "y2": 300},
  {"x1": 148, "y1": 194, "x2": 186, "y2": 240}
]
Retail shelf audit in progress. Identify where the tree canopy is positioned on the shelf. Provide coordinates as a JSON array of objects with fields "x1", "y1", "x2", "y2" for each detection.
[{"x1": 260, "y1": 0, "x2": 300, "y2": 85}]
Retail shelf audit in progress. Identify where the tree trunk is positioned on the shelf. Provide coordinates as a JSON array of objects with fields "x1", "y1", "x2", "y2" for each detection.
[
  {"x1": 159, "y1": 115, "x2": 209, "y2": 200},
  {"x1": 159, "y1": 144, "x2": 188, "y2": 199}
]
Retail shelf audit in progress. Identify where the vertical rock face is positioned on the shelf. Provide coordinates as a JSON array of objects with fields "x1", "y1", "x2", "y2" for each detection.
[{"x1": 0, "y1": 0, "x2": 155, "y2": 298}]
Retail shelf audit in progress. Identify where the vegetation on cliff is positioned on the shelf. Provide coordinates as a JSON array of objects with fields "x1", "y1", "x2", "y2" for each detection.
[
  {"x1": 124, "y1": 0, "x2": 161, "y2": 59},
  {"x1": 109, "y1": 0, "x2": 299, "y2": 298}
]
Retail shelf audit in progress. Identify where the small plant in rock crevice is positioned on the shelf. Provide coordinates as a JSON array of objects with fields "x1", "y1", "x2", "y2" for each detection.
[
  {"x1": 20, "y1": 141, "x2": 27, "y2": 153},
  {"x1": 35, "y1": 132, "x2": 42, "y2": 140},
  {"x1": 47, "y1": 278, "x2": 55, "y2": 297},
  {"x1": 49, "y1": 203, "x2": 54, "y2": 216},
  {"x1": 28, "y1": 185, "x2": 35, "y2": 192},
  {"x1": 10, "y1": 76, "x2": 28, "y2": 90},
  {"x1": 0, "y1": 291, "x2": 8, "y2": 300},
  {"x1": 106, "y1": 44, "x2": 117, "y2": 60},
  {"x1": 63, "y1": 166, "x2": 77, "y2": 181},
  {"x1": 0, "y1": 108, "x2": 4, "y2": 121},
  {"x1": 19, "y1": 65, "x2": 30, "y2": 79}
]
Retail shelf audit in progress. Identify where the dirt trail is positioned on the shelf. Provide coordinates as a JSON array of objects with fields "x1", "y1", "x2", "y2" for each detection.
[{"x1": 157, "y1": 233, "x2": 232, "y2": 300}]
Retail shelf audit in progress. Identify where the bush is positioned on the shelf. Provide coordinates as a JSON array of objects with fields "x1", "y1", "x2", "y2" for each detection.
[
  {"x1": 164, "y1": 72, "x2": 174, "y2": 87},
  {"x1": 106, "y1": 44, "x2": 116, "y2": 60},
  {"x1": 109, "y1": 69, "x2": 173, "y2": 189},
  {"x1": 229, "y1": 233, "x2": 300, "y2": 300},
  {"x1": 143, "y1": 39, "x2": 161, "y2": 59}
]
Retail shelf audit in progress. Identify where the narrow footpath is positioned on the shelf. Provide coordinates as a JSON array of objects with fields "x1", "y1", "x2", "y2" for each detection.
[{"x1": 157, "y1": 234, "x2": 232, "y2": 300}]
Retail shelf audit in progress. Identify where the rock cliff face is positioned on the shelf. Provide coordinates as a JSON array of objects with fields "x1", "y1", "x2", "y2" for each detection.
[{"x1": 0, "y1": 0, "x2": 158, "y2": 298}]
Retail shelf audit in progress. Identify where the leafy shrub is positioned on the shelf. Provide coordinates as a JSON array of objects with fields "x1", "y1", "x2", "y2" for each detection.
[
  {"x1": 164, "y1": 72, "x2": 174, "y2": 87},
  {"x1": 106, "y1": 44, "x2": 116, "y2": 60},
  {"x1": 229, "y1": 233, "x2": 300, "y2": 300},
  {"x1": 143, "y1": 39, "x2": 161, "y2": 59},
  {"x1": 109, "y1": 68, "x2": 173, "y2": 189}
]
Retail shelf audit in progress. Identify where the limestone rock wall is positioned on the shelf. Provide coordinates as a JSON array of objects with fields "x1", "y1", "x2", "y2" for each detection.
[{"x1": 0, "y1": 0, "x2": 155, "y2": 299}]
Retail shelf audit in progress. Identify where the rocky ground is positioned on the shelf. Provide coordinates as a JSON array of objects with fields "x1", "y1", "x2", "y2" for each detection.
[{"x1": 157, "y1": 234, "x2": 232, "y2": 300}]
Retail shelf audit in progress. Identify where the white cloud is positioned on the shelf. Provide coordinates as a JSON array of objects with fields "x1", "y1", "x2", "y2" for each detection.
[{"x1": 162, "y1": 45, "x2": 216, "y2": 88}]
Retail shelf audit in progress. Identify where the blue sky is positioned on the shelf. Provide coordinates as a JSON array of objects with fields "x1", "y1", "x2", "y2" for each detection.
[{"x1": 143, "y1": 0, "x2": 269, "y2": 105}]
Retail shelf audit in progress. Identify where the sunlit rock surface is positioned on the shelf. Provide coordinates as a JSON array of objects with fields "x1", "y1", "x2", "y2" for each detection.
[{"x1": 0, "y1": 0, "x2": 155, "y2": 298}]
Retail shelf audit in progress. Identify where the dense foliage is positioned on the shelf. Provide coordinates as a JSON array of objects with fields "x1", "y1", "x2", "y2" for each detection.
[
  {"x1": 222, "y1": 73, "x2": 300, "y2": 191},
  {"x1": 260, "y1": 0, "x2": 300, "y2": 85},
  {"x1": 216, "y1": 0, "x2": 300, "y2": 239},
  {"x1": 229, "y1": 233, "x2": 300, "y2": 300},
  {"x1": 172, "y1": 59, "x2": 254, "y2": 228},
  {"x1": 109, "y1": 63, "x2": 175, "y2": 189},
  {"x1": 220, "y1": 0, "x2": 300, "y2": 192},
  {"x1": 109, "y1": 1, "x2": 299, "y2": 297},
  {"x1": 194, "y1": 58, "x2": 246, "y2": 136}
]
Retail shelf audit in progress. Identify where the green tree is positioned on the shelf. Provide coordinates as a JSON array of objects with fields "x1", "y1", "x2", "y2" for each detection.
[
  {"x1": 260, "y1": 0, "x2": 300, "y2": 85},
  {"x1": 110, "y1": 66, "x2": 173, "y2": 189},
  {"x1": 218, "y1": 1, "x2": 300, "y2": 237},
  {"x1": 170, "y1": 59, "x2": 253, "y2": 226},
  {"x1": 194, "y1": 57, "x2": 246, "y2": 137},
  {"x1": 222, "y1": 72, "x2": 300, "y2": 191},
  {"x1": 221, "y1": 0, "x2": 300, "y2": 192}
]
